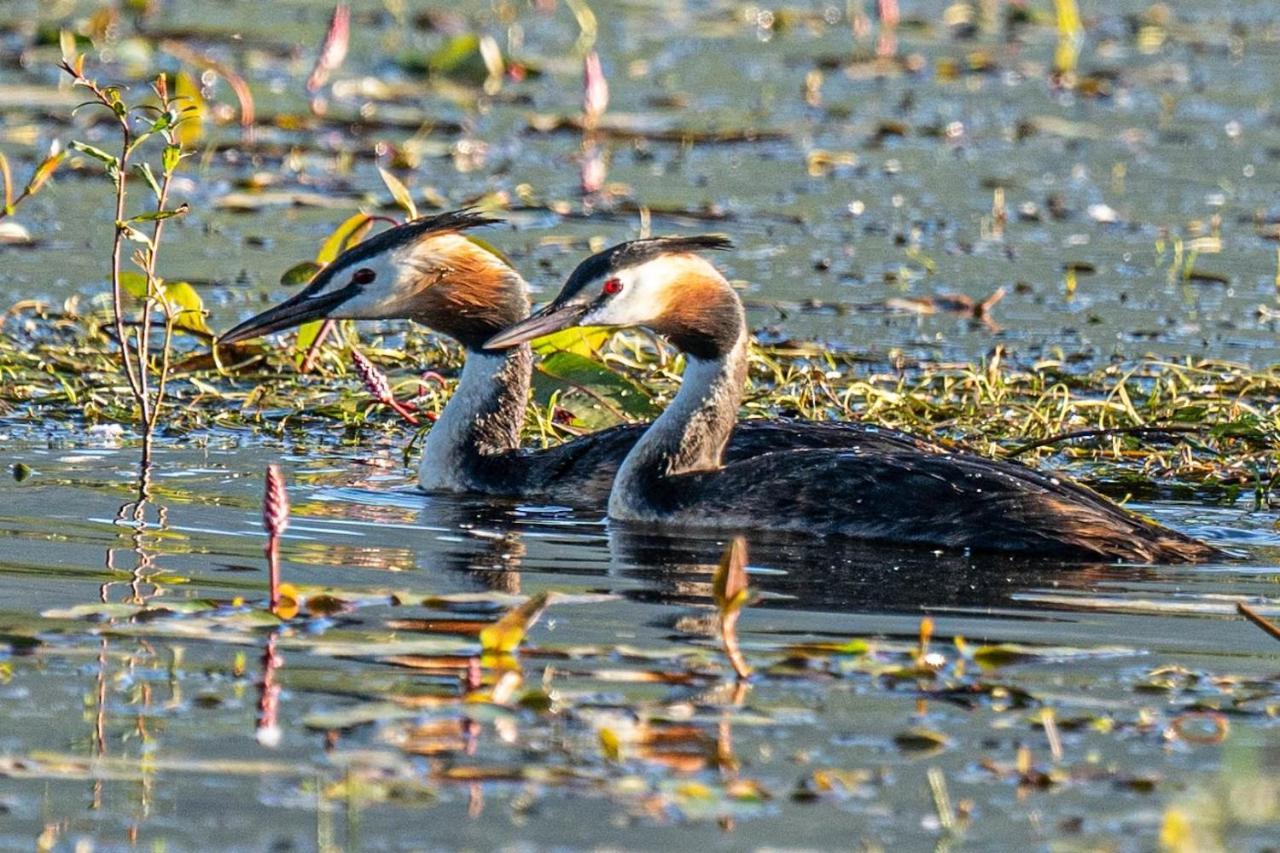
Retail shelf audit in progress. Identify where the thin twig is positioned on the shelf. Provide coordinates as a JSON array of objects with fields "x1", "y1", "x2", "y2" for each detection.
[
  {"x1": 159, "y1": 40, "x2": 256, "y2": 135},
  {"x1": 1236, "y1": 601, "x2": 1280, "y2": 643}
]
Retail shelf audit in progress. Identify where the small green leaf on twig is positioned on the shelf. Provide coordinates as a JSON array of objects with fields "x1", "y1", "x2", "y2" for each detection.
[
  {"x1": 69, "y1": 140, "x2": 120, "y2": 171},
  {"x1": 119, "y1": 223, "x2": 153, "y2": 245},
  {"x1": 162, "y1": 144, "x2": 182, "y2": 175},
  {"x1": 134, "y1": 163, "x2": 162, "y2": 200},
  {"x1": 130, "y1": 203, "x2": 190, "y2": 223}
]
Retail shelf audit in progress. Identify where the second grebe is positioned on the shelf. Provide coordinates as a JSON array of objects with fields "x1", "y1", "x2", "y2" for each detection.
[
  {"x1": 485, "y1": 237, "x2": 1221, "y2": 562},
  {"x1": 219, "y1": 211, "x2": 933, "y2": 505}
]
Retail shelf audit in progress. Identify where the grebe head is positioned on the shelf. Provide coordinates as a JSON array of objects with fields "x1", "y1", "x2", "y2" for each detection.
[
  {"x1": 220, "y1": 209, "x2": 528, "y2": 349},
  {"x1": 484, "y1": 234, "x2": 735, "y2": 356}
]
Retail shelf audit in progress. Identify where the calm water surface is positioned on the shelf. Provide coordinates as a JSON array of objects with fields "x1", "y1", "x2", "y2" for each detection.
[{"x1": 1, "y1": 0, "x2": 1279, "y2": 849}]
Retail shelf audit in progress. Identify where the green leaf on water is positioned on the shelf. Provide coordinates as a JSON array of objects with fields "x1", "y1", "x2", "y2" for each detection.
[
  {"x1": 480, "y1": 591, "x2": 551, "y2": 654},
  {"x1": 532, "y1": 351, "x2": 658, "y2": 428},
  {"x1": 893, "y1": 727, "x2": 950, "y2": 753},
  {"x1": 280, "y1": 260, "x2": 321, "y2": 286},
  {"x1": 532, "y1": 326, "x2": 611, "y2": 358},
  {"x1": 424, "y1": 33, "x2": 486, "y2": 82}
]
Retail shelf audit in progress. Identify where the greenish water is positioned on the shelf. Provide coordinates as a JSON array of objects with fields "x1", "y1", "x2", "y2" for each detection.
[{"x1": 1, "y1": 1, "x2": 1279, "y2": 849}]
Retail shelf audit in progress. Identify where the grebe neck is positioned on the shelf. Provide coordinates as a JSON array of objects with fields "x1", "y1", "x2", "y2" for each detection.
[
  {"x1": 610, "y1": 324, "x2": 748, "y2": 517},
  {"x1": 419, "y1": 344, "x2": 532, "y2": 491}
]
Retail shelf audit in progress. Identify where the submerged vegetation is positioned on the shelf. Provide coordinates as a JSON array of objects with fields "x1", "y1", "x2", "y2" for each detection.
[{"x1": 1, "y1": 0, "x2": 1279, "y2": 848}]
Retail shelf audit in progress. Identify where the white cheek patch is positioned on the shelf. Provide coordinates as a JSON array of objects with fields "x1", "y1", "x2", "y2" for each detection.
[{"x1": 586, "y1": 270, "x2": 662, "y2": 326}]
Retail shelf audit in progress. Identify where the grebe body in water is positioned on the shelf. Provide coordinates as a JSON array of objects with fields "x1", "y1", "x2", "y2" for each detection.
[
  {"x1": 485, "y1": 236, "x2": 1220, "y2": 562},
  {"x1": 219, "y1": 212, "x2": 932, "y2": 506}
]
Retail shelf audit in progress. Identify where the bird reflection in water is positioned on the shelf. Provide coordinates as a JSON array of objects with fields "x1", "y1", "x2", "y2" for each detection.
[{"x1": 308, "y1": 485, "x2": 1161, "y2": 619}]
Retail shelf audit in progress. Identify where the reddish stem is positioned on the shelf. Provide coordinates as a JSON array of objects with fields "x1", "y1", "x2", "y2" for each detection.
[
  {"x1": 255, "y1": 632, "x2": 282, "y2": 746},
  {"x1": 298, "y1": 318, "x2": 335, "y2": 374},
  {"x1": 266, "y1": 534, "x2": 281, "y2": 612}
]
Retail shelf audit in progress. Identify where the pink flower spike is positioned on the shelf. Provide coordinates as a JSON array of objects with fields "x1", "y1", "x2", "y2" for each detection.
[
  {"x1": 307, "y1": 4, "x2": 351, "y2": 93},
  {"x1": 580, "y1": 144, "x2": 606, "y2": 195},
  {"x1": 263, "y1": 464, "x2": 290, "y2": 613},
  {"x1": 264, "y1": 464, "x2": 290, "y2": 539},
  {"x1": 583, "y1": 51, "x2": 609, "y2": 128},
  {"x1": 352, "y1": 348, "x2": 420, "y2": 425}
]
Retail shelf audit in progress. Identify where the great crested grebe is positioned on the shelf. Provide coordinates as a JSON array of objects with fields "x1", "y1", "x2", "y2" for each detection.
[
  {"x1": 485, "y1": 236, "x2": 1221, "y2": 562},
  {"x1": 219, "y1": 211, "x2": 932, "y2": 505}
]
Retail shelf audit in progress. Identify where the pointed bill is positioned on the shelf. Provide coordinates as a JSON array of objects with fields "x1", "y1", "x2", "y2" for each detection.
[{"x1": 483, "y1": 301, "x2": 588, "y2": 350}]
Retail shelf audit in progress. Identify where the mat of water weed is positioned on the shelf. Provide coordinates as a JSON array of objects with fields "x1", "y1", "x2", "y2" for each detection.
[{"x1": 2, "y1": 0, "x2": 1280, "y2": 849}]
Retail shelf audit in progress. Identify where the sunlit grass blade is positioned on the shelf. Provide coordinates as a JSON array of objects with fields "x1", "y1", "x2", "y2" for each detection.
[
  {"x1": 480, "y1": 591, "x2": 551, "y2": 655},
  {"x1": 712, "y1": 537, "x2": 751, "y2": 680}
]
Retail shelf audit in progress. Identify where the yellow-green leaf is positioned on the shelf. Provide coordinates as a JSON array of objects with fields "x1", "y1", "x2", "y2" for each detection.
[
  {"x1": 712, "y1": 536, "x2": 750, "y2": 616},
  {"x1": 532, "y1": 326, "x2": 610, "y2": 357},
  {"x1": 463, "y1": 233, "x2": 513, "y2": 266},
  {"x1": 531, "y1": 351, "x2": 658, "y2": 428},
  {"x1": 173, "y1": 71, "x2": 205, "y2": 148},
  {"x1": 599, "y1": 727, "x2": 622, "y2": 762},
  {"x1": 280, "y1": 260, "x2": 321, "y2": 286},
  {"x1": 68, "y1": 140, "x2": 119, "y2": 171},
  {"x1": 377, "y1": 167, "x2": 417, "y2": 220},
  {"x1": 163, "y1": 280, "x2": 211, "y2": 335},
  {"x1": 316, "y1": 211, "x2": 372, "y2": 265},
  {"x1": 425, "y1": 33, "x2": 484, "y2": 81},
  {"x1": 293, "y1": 319, "x2": 328, "y2": 366},
  {"x1": 120, "y1": 270, "x2": 149, "y2": 301},
  {"x1": 119, "y1": 272, "x2": 210, "y2": 336},
  {"x1": 479, "y1": 592, "x2": 550, "y2": 654},
  {"x1": 25, "y1": 150, "x2": 66, "y2": 196},
  {"x1": 893, "y1": 728, "x2": 950, "y2": 753}
]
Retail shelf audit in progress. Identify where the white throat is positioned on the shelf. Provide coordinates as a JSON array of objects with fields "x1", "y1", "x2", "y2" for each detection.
[
  {"x1": 418, "y1": 348, "x2": 524, "y2": 492},
  {"x1": 608, "y1": 331, "x2": 748, "y2": 519}
]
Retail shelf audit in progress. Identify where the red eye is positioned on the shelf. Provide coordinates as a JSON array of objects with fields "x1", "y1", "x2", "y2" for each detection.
[
  {"x1": 602, "y1": 277, "x2": 623, "y2": 295},
  {"x1": 352, "y1": 268, "x2": 376, "y2": 285}
]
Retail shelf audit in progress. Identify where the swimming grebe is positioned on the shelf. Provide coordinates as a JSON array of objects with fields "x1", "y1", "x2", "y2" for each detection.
[
  {"x1": 219, "y1": 211, "x2": 932, "y2": 505},
  {"x1": 485, "y1": 236, "x2": 1221, "y2": 562}
]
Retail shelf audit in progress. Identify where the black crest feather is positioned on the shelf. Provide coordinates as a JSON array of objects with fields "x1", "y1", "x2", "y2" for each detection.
[
  {"x1": 557, "y1": 234, "x2": 732, "y2": 304},
  {"x1": 328, "y1": 208, "x2": 502, "y2": 269}
]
